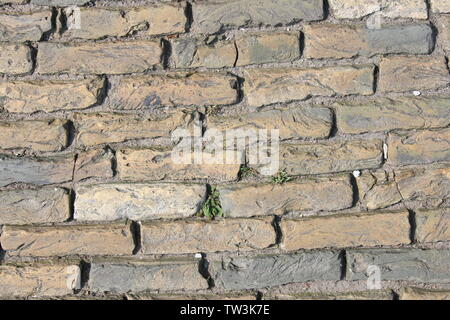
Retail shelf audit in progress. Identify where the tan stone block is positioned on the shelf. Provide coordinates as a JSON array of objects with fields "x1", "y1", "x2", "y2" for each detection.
[
  {"x1": 141, "y1": 217, "x2": 276, "y2": 254},
  {"x1": 0, "y1": 44, "x2": 32, "y2": 75},
  {"x1": 416, "y1": 208, "x2": 450, "y2": 243},
  {"x1": 0, "y1": 265, "x2": 81, "y2": 298},
  {"x1": 270, "y1": 139, "x2": 383, "y2": 176},
  {"x1": 190, "y1": 41, "x2": 236, "y2": 68},
  {"x1": 73, "y1": 149, "x2": 114, "y2": 182},
  {"x1": 436, "y1": 15, "x2": 450, "y2": 52},
  {"x1": 363, "y1": 181, "x2": 403, "y2": 210},
  {"x1": 63, "y1": 5, "x2": 185, "y2": 39},
  {"x1": 329, "y1": 0, "x2": 427, "y2": 19},
  {"x1": 0, "y1": 155, "x2": 74, "y2": 187},
  {"x1": 206, "y1": 107, "x2": 332, "y2": 140},
  {"x1": 109, "y1": 73, "x2": 238, "y2": 108},
  {"x1": 0, "y1": 119, "x2": 68, "y2": 152},
  {"x1": 236, "y1": 32, "x2": 300, "y2": 66},
  {"x1": 0, "y1": 11, "x2": 53, "y2": 41},
  {"x1": 400, "y1": 287, "x2": 450, "y2": 300},
  {"x1": 117, "y1": 148, "x2": 241, "y2": 182},
  {"x1": 0, "y1": 188, "x2": 70, "y2": 225},
  {"x1": 396, "y1": 167, "x2": 450, "y2": 208},
  {"x1": 1, "y1": 223, "x2": 134, "y2": 256},
  {"x1": 74, "y1": 183, "x2": 207, "y2": 221},
  {"x1": 304, "y1": 23, "x2": 432, "y2": 59},
  {"x1": 218, "y1": 176, "x2": 354, "y2": 217},
  {"x1": 335, "y1": 96, "x2": 450, "y2": 134},
  {"x1": 388, "y1": 128, "x2": 450, "y2": 166},
  {"x1": 37, "y1": 41, "x2": 162, "y2": 74},
  {"x1": 243, "y1": 65, "x2": 374, "y2": 107},
  {"x1": 74, "y1": 112, "x2": 195, "y2": 147},
  {"x1": 379, "y1": 56, "x2": 449, "y2": 92},
  {"x1": 266, "y1": 291, "x2": 393, "y2": 300},
  {"x1": 281, "y1": 211, "x2": 410, "y2": 250},
  {"x1": 0, "y1": 78, "x2": 104, "y2": 113},
  {"x1": 431, "y1": 0, "x2": 450, "y2": 13}
]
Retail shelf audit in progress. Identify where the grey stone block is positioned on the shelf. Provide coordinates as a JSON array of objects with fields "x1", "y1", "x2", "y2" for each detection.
[
  {"x1": 346, "y1": 249, "x2": 450, "y2": 283},
  {"x1": 88, "y1": 259, "x2": 208, "y2": 293},
  {"x1": 192, "y1": 0, "x2": 324, "y2": 34},
  {"x1": 210, "y1": 251, "x2": 342, "y2": 290}
]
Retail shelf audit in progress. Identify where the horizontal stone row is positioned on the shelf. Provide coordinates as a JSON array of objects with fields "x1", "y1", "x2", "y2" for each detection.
[
  {"x1": 2, "y1": 0, "x2": 449, "y2": 42},
  {"x1": 1, "y1": 30, "x2": 445, "y2": 76},
  {"x1": 2, "y1": 58, "x2": 449, "y2": 108},
  {"x1": 0, "y1": 149, "x2": 113, "y2": 187},
  {"x1": 0, "y1": 121, "x2": 448, "y2": 176},
  {"x1": 1, "y1": 248, "x2": 449, "y2": 297},
  {"x1": 358, "y1": 166, "x2": 450, "y2": 210},
  {"x1": 0, "y1": 163, "x2": 448, "y2": 223},
  {"x1": 1, "y1": 95, "x2": 449, "y2": 146},
  {"x1": 0, "y1": 206, "x2": 447, "y2": 256},
  {"x1": 2, "y1": 94, "x2": 449, "y2": 145}
]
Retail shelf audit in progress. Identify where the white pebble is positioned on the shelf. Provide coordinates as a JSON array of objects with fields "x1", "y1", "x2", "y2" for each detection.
[{"x1": 413, "y1": 91, "x2": 421, "y2": 96}]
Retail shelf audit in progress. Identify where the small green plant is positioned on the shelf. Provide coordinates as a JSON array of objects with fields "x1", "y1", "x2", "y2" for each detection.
[
  {"x1": 198, "y1": 187, "x2": 223, "y2": 219},
  {"x1": 270, "y1": 169, "x2": 292, "y2": 184},
  {"x1": 238, "y1": 165, "x2": 256, "y2": 179}
]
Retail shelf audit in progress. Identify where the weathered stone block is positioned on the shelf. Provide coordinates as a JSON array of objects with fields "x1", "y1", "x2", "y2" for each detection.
[
  {"x1": 243, "y1": 65, "x2": 374, "y2": 107},
  {"x1": 0, "y1": 265, "x2": 81, "y2": 298},
  {"x1": 62, "y1": 5, "x2": 185, "y2": 40},
  {"x1": 396, "y1": 167, "x2": 450, "y2": 208},
  {"x1": 400, "y1": 287, "x2": 450, "y2": 300},
  {"x1": 281, "y1": 211, "x2": 410, "y2": 250},
  {"x1": 388, "y1": 129, "x2": 450, "y2": 166},
  {"x1": 117, "y1": 149, "x2": 242, "y2": 182},
  {"x1": 210, "y1": 251, "x2": 341, "y2": 290},
  {"x1": 1, "y1": 223, "x2": 134, "y2": 256},
  {"x1": 141, "y1": 217, "x2": 276, "y2": 254},
  {"x1": 75, "y1": 183, "x2": 207, "y2": 221},
  {"x1": 0, "y1": 119, "x2": 68, "y2": 152},
  {"x1": 0, "y1": 11, "x2": 52, "y2": 42},
  {"x1": 357, "y1": 171, "x2": 403, "y2": 210},
  {"x1": 0, "y1": 150, "x2": 112, "y2": 187},
  {"x1": 172, "y1": 32, "x2": 300, "y2": 68},
  {"x1": 0, "y1": 78, "x2": 104, "y2": 113},
  {"x1": 0, "y1": 188, "x2": 70, "y2": 225},
  {"x1": 415, "y1": 208, "x2": 450, "y2": 243},
  {"x1": 88, "y1": 259, "x2": 208, "y2": 293},
  {"x1": 379, "y1": 56, "x2": 449, "y2": 92},
  {"x1": 74, "y1": 112, "x2": 195, "y2": 147},
  {"x1": 436, "y1": 15, "x2": 450, "y2": 52},
  {"x1": 218, "y1": 176, "x2": 354, "y2": 217},
  {"x1": 304, "y1": 24, "x2": 433, "y2": 59},
  {"x1": 329, "y1": 0, "x2": 427, "y2": 19},
  {"x1": 0, "y1": 44, "x2": 33, "y2": 75},
  {"x1": 37, "y1": 41, "x2": 162, "y2": 74},
  {"x1": 346, "y1": 249, "x2": 450, "y2": 283},
  {"x1": 109, "y1": 73, "x2": 238, "y2": 108},
  {"x1": 192, "y1": 0, "x2": 324, "y2": 33},
  {"x1": 31, "y1": 0, "x2": 90, "y2": 4},
  {"x1": 431, "y1": 0, "x2": 450, "y2": 13},
  {"x1": 0, "y1": 155, "x2": 74, "y2": 187},
  {"x1": 268, "y1": 139, "x2": 383, "y2": 176},
  {"x1": 206, "y1": 107, "x2": 333, "y2": 140},
  {"x1": 335, "y1": 96, "x2": 450, "y2": 134}
]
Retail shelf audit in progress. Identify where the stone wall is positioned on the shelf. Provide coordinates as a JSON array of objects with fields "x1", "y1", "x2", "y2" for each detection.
[{"x1": 0, "y1": 0, "x2": 449, "y2": 300}]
